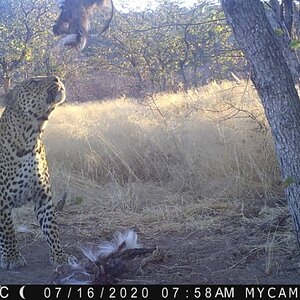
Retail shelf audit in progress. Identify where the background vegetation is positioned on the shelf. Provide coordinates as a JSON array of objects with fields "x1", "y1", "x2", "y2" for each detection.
[
  {"x1": 45, "y1": 81, "x2": 280, "y2": 204},
  {"x1": 0, "y1": 0, "x2": 248, "y2": 98}
]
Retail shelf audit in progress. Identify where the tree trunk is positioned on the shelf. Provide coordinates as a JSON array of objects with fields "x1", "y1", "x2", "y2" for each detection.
[
  {"x1": 221, "y1": 0, "x2": 300, "y2": 245},
  {"x1": 283, "y1": 0, "x2": 293, "y2": 35},
  {"x1": 0, "y1": 57, "x2": 12, "y2": 93},
  {"x1": 3, "y1": 76, "x2": 11, "y2": 93},
  {"x1": 267, "y1": 0, "x2": 300, "y2": 82}
]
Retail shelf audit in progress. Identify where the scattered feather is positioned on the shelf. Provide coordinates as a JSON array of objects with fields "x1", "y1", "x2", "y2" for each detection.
[
  {"x1": 97, "y1": 230, "x2": 142, "y2": 257},
  {"x1": 52, "y1": 230, "x2": 162, "y2": 285},
  {"x1": 67, "y1": 255, "x2": 82, "y2": 270},
  {"x1": 79, "y1": 244, "x2": 99, "y2": 262}
]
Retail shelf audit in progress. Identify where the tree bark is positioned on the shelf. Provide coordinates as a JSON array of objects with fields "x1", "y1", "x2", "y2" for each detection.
[
  {"x1": 0, "y1": 57, "x2": 12, "y2": 93},
  {"x1": 267, "y1": 0, "x2": 300, "y2": 82},
  {"x1": 221, "y1": 0, "x2": 300, "y2": 245},
  {"x1": 283, "y1": 0, "x2": 293, "y2": 35}
]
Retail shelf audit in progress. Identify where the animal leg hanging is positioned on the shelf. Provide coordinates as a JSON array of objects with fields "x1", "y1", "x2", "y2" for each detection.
[{"x1": 53, "y1": 0, "x2": 114, "y2": 51}]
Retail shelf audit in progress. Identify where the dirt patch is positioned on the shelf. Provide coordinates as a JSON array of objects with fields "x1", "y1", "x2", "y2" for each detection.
[{"x1": 1, "y1": 196, "x2": 300, "y2": 284}]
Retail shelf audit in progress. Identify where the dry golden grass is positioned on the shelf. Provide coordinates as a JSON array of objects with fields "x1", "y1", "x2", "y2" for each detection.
[
  {"x1": 15, "y1": 80, "x2": 278, "y2": 237},
  {"x1": 9, "y1": 80, "x2": 299, "y2": 284}
]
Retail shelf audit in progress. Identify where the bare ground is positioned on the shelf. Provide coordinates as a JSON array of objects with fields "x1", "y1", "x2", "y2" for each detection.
[{"x1": 1, "y1": 194, "x2": 300, "y2": 285}]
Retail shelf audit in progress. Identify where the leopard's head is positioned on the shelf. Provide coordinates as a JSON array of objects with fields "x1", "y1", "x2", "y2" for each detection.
[{"x1": 2, "y1": 76, "x2": 65, "y2": 124}]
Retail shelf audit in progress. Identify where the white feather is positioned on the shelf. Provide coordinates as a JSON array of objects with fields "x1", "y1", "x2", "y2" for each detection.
[
  {"x1": 97, "y1": 230, "x2": 141, "y2": 257},
  {"x1": 117, "y1": 230, "x2": 141, "y2": 249},
  {"x1": 60, "y1": 272, "x2": 91, "y2": 285},
  {"x1": 79, "y1": 230, "x2": 141, "y2": 261},
  {"x1": 80, "y1": 245, "x2": 99, "y2": 262},
  {"x1": 68, "y1": 255, "x2": 82, "y2": 270},
  {"x1": 58, "y1": 230, "x2": 141, "y2": 285},
  {"x1": 96, "y1": 241, "x2": 117, "y2": 257}
]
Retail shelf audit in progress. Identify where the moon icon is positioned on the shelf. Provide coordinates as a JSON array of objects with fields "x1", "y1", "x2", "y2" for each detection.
[{"x1": 19, "y1": 286, "x2": 26, "y2": 300}]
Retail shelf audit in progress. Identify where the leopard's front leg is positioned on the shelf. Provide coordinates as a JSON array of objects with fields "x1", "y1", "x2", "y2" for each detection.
[
  {"x1": 0, "y1": 205, "x2": 27, "y2": 269},
  {"x1": 34, "y1": 188, "x2": 67, "y2": 265}
]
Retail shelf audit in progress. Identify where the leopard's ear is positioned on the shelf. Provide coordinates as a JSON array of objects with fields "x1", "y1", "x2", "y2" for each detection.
[{"x1": 0, "y1": 89, "x2": 16, "y2": 108}]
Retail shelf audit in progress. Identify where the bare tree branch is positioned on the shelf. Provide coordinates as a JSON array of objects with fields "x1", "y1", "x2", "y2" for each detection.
[{"x1": 132, "y1": 18, "x2": 227, "y2": 33}]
